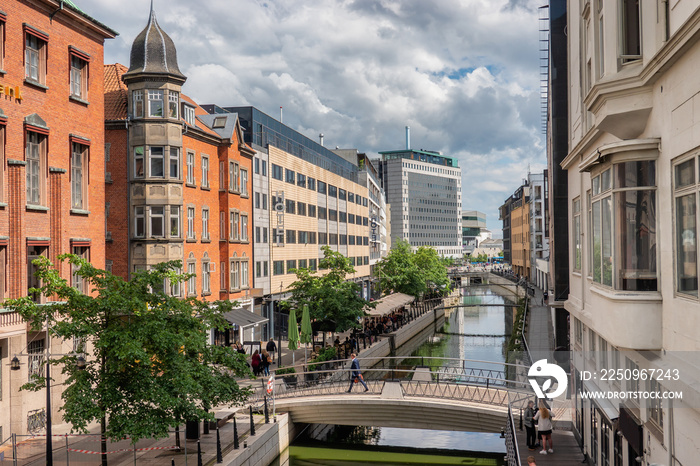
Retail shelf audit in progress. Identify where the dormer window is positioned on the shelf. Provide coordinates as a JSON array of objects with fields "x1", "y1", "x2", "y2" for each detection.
[{"x1": 183, "y1": 105, "x2": 195, "y2": 126}]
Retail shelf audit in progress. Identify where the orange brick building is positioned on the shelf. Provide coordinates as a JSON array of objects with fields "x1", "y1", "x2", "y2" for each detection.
[
  {"x1": 104, "y1": 8, "x2": 256, "y2": 342},
  {"x1": 0, "y1": 0, "x2": 116, "y2": 437}
]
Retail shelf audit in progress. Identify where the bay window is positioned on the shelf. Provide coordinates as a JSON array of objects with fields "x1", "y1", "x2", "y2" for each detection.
[{"x1": 590, "y1": 160, "x2": 656, "y2": 291}]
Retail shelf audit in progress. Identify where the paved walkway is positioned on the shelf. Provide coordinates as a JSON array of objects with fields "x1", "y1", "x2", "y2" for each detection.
[
  {"x1": 526, "y1": 285, "x2": 554, "y2": 362},
  {"x1": 517, "y1": 280, "x2": 583, "y2": 465},
  {"x1": 517, "y1": 429, "x2": 584, "y2": 465}
]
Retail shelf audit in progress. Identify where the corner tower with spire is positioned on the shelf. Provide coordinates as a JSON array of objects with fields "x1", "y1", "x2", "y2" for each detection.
[{"x1": 122, "y1": 4, "x2": 186, "y2": 273}]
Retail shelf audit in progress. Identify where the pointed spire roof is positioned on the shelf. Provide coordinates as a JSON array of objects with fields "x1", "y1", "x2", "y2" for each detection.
[{"x1": 123, "y1": 2, "x2": 185, "y2": 83}]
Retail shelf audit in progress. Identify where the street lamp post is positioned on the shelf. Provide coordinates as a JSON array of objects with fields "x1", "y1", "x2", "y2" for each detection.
[{"x1": 11, "y1": 345, "x2": 86, "y2": 465}]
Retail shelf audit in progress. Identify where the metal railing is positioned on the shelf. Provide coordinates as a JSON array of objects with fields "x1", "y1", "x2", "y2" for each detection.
[
  {"x1": 505, "y1": 392, "x2": 534, "y2": 466},
  {"x1": 252, "y1": 357, "x2": 533, "y2": 406}
]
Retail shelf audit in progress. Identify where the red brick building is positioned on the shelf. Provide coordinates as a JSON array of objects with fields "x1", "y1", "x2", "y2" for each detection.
[
  {"x1": 104, "y1": 7, "x2": 256, "y2": 342},
  {"x1": 0, "y1": 0, "x2": 116, "y2": 437}
]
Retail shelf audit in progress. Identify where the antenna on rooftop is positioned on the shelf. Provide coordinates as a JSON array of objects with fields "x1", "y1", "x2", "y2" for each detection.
[{"x1": 280, "y1": 106, "x2": 283, "y2": 123}]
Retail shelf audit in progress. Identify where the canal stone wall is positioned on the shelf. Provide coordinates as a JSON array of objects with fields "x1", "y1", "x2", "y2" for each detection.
[
  {"x1": 220, "y1": 413, "x2": 290, "y2": 466},
  {"x1": 359, "y1": 304, "x2": 447, "y2": 365}
]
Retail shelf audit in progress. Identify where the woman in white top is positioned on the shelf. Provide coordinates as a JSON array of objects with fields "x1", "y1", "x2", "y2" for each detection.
[{"x1": 533, "y1": 400, "x2": 554, "y2": 454}]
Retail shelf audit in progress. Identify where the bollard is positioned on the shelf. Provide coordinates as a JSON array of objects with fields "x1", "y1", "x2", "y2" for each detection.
[
  {"x1": 264, "y1": 396, "x2": 270, "y2": 424},
  {"x1": 216, "y1": 426, "x2": 223, "y2": 463},
  {"x1": 249, "y1": 405, "x2": 256, "y2": 436},
  {"x1": 233, "y1": 417, "x2": 240, "y2": 449},
  {"x1": 197, "y1": 440, "x2": 203, "y2": 466},
  {"x1": 172, "y1": 460, "x2": 175, "y2": 466}
]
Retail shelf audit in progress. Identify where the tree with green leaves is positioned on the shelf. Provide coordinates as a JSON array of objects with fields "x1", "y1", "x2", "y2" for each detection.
[
  {"x1": 375, "y1": 240, "x2": 450, "y2": 298},
  {"x1": 414, "y1": 246, "x2": 451, "y2": 296},
  {"x1": 286, "y1": 246, "x2": 369, "y2": 334},
  {"x1": 6, "y1": 255, "x2": 251, "y2": 463},
  {"x1": 375, "y1": 239, "x2": 425, "y2": 296}
]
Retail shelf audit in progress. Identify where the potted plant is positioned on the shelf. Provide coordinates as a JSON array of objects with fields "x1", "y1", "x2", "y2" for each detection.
[{"x1": 275, "y1": 367, "x2": 297, "y2": 387}]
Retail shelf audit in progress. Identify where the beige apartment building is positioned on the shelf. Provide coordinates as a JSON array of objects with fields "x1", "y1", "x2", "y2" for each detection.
[
  {"x1": 268, "y1": 145, "x2": 371, "y2": 294},
  {"x1": 563, "y1": 0, "x2": 700, "y2": 465},
  {"x1": 510, "y1": 189, "x2": 531, "y2": 279}
]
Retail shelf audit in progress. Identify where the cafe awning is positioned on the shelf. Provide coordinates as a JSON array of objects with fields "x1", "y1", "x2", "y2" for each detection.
[
  {"x1": 365, "y1": 292, "x2": 415, "y2": 317},
  {"x1": 223, "y1": 308, "x2": 268, "y2": 329}
]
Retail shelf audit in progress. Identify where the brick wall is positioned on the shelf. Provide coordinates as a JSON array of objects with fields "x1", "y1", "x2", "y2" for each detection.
[{"x1": 0, "y1": 0, "x2": 113, "y2": 299}]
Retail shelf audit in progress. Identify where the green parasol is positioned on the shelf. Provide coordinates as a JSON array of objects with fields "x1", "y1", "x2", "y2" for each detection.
[
  {"x1": 300, "y1": 304, "x2": 313, "y2": 363},
  {"x1": 287, "y1": 307, "x2": 299, "y2": 364}
]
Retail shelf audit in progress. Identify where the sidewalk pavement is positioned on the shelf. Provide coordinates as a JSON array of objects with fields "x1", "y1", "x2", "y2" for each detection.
[{"x1": 525, "y1": 284, "x2": 554, "y2": 360}]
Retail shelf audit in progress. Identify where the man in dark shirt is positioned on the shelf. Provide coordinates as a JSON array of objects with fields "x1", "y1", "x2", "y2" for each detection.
[
  {"x1": 347, "y1": 353, "x2": 369, "y2": 392},
  {"x1": 266, "y1": 338, "x2": 277, "y2": 363}
]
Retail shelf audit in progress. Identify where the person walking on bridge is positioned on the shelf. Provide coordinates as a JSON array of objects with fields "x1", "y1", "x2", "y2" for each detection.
[{"x1": 347, "y1": 353, "x2": 369, "y2": 392}]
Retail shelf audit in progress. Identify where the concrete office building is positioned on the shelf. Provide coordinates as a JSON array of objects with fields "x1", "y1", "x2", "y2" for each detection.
[
  {"x1": 461, "y1": 210, "x2": 490, "y2": 255},
  {"x1": 564, "y1": 0, "x2": 700, "y2": 464},
  {"x1": 202, "y1": 106, "x2": 371, "y2": 340},
  {"x1": 334, "y1": 151, "x2": 390, "y2": 298},
  {"x1": 377, "y1": 129, "x2": 462, "y2": 258}
]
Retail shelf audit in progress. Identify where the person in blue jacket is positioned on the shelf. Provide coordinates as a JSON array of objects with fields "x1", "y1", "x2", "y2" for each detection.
[{"x1": 347, "y1": 353, "x2": 369, "y2": 392}]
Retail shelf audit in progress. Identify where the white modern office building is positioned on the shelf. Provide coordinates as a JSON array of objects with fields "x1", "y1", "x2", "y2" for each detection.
[{"x1": 377, "y1": 130, "x2": 462, "y2": 258}]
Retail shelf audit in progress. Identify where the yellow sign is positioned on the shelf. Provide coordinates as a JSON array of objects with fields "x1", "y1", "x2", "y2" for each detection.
[{"x1": 0, "y1": 83, "x2": 23, "y2": 101}]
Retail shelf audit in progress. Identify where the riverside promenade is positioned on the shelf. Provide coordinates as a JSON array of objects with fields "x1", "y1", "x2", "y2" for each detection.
[
  {"x1": 515, "y1": 283, "x2": 584, "y2": 466},
  {"x1": 1, "y1": 294, "x2": 450, "y2": 466}
]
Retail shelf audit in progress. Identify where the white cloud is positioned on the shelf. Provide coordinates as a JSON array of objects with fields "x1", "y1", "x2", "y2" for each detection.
[{"x1": 83, "y1": 0, "x2": 544, "y2": 235}]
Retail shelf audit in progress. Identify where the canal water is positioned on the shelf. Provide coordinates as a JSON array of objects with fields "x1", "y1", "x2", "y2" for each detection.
[{"x1": 275, "y1": 284, "x2": 517, "y2": 466}]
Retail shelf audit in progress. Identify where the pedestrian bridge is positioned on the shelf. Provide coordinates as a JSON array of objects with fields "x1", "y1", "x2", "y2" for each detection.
[{"x1": 250, "y1": 357, "x2": 534, "y2": 434}]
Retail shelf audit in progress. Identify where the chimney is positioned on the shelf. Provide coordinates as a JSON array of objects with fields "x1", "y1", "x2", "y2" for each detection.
[
  {"x1": 319, "y1": 133, "x2": 324, "y2": 146},
  {"x1": 405, "y1": 126, "x2": 410, "y2": 150}
]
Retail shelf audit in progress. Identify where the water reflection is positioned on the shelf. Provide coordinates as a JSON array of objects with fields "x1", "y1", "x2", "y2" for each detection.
[
  {"x1": 404, "y1": 287, "x2": 514, "y2": 371},
  {"x1": 273, "y1": 284, "x2": 516, "y2": 466}
]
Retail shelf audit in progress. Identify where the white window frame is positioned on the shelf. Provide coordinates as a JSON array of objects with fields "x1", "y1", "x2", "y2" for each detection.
[
  {"x1": 169, "y1": 148, "x2": 180, "y2": 180},
  {"x1": 183, "y1": 105, "x2": 195, "y2": 125},
  {"x1": 186, "y1": 151, "x2": 195, "y2": 185},
  {"x1": 201, "y1": 155, "x2": 209, "y2": 188},
  {"x1": 168, "y1": 91, "x2": 179, "y2": 119},
  {"x1": 202, "y1": 256, "x2": 211, "y2": 294},
  {"x1": 70, "y1": 55, "x2": 88, "y2": 100},
  {"x1": 241, "y1": 214, "x2": 248, "y2": 241},
  {"x1": 150, "y1": 147, "x2": 164, "y2": 178},
  {"x1": 202, "y1": 208, "x2": 210, "y2": 240},
  {"x1": 133, "y1": 90, "x2": 144, "y2": 118},
  {"x1": 187, "y1": 206, "x2": 195, "y2": 239},
  {"x1": 187, "y1": 257, "x2": 196, "y2": 296},
  {"x1": 150, "y1": 206, "x2": 165, "y2": 238},
  {"x1": 148, "y1": 90, "x2": 164, "y2": 117},
  {"x1": 170, "y1": 206, "x2": 180, "y2": 238},
  {"x1": 135, "y1": 206, "x2": 145, "y2": 238},
  {"x1": 240, "y1": 168, "x2": 248, "y2": 196}
]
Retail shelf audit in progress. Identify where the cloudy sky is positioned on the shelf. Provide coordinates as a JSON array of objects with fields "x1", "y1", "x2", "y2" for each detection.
[{"x1": 86, "y1": 0, "x2": 546, "y2": 237}]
